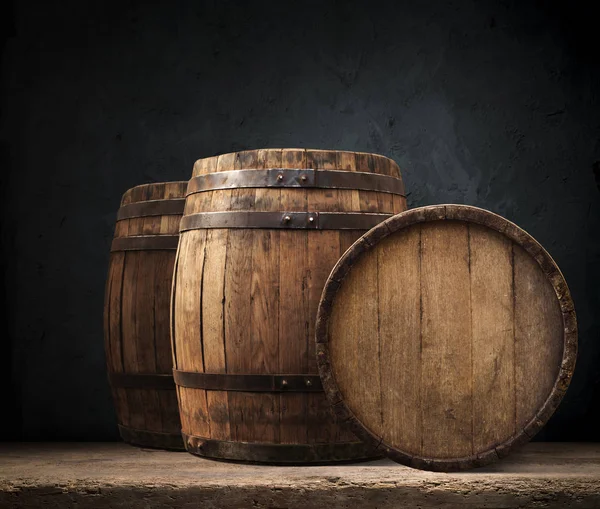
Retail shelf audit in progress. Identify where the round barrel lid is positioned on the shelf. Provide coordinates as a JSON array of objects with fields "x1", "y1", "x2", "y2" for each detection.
[{"x1": 316, "y1": 205, "x2": 577, "y2": 471}]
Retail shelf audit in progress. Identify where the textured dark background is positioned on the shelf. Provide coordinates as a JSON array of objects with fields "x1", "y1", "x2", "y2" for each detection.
[{"x1": 1, "y1": 0, "x2": 598, "y2": 441}]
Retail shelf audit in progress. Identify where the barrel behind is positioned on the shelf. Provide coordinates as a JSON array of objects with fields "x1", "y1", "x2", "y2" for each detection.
[
  {"x1": 104, "y1": 181, "x2": 187, "y2": 449},
  {"x1": 172, "y1": 148, "x2": 407, "y2": 463}
]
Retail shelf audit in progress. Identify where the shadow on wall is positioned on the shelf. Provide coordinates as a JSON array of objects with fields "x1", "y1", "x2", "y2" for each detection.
[{"x1": 1, "y1": 0, "x2": 20, "y2": 441}]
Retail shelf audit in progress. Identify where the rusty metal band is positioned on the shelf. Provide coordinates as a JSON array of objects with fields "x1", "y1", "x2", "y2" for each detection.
[
  {"x1": 109, "y1": 372, "x2": 175, "y2": 390},
  {"x1": 118, "y1": 425, "x2": 185, "y2": 451},
  {"x1": 182, "y1": 433, "x2": 381, "y2": 464},
  {"x1": 186, "y1": 168, "x2": 405, "y2": 196},
  {"x1": 117, "y1": 199, "x2": 185, "y2": 220},
  {"x1": 174, "y1": 370, "x2": 322, "y2": 392},
  {"x1": 110, "y1": 235, "x2": 179, "y2": 252},
  {"x1": 180, "y1": 212, "x2": 393, "y2": 231}
]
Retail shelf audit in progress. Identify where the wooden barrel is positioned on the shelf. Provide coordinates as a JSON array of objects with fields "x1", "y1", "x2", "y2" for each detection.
[
  {"x1": 316, "y1": 205, "x2": 577, "y2": 471},
  {"x1": 172, "y1": 148, "x2": 406, "y2": 464},
  {"x1": 104, "y1": 181, "x2": 187, "y2": 450}
]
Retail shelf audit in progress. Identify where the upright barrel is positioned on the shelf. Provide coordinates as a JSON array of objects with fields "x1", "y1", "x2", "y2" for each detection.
[
  {"x1": 104, "y1": 181, "x2": 187, "y2": 449},
  {"x1": 172, "y1": 148, "x2": 406, "y2": 463},
  {"x1": 316, "y1": 205, "x2": 577, "y2": 471}
]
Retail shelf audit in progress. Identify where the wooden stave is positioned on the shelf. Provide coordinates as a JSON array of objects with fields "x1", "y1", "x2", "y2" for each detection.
[
  {"x1": 315, "y1": 204, "x2": 577, "y2": 472},
  {"x1": 172, "y1": 149, "x2": 406, "y2": 463},
  {"x1": 104, "y1": 181, "x2": 187, "y2": 450}
]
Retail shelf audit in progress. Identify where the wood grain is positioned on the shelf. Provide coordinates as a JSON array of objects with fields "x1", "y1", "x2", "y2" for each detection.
[
  {"x1": 514, "y1": 243, "x2": 564, "y2": 429},
  {"x1": 470, "y1": 224, "x2": 515, "y2": 451},
  {"x1": 201, "y1": 154, "x2": 232, "y2": 441},
  {"x1": 377, "y1": 226, "x2": 422, "y2": 455},
  {"x1": 421, "y1": 221, "x2": 472, "y2": 459},
  {"x1": 173, "y1": 149, "x2": 406, "y2": 462},
  {"x1": 278, "y1": 149, "x2": 309, "y2": 444},
  {"x1": 305, "y1": 149, "x2": 343, "y2": 444},
  {"x1": 318, "y1": 205, "x2": 575, "y2": 471},
  {"x1": 330, "y1": 248, "x2": 382, "y2": 435}
]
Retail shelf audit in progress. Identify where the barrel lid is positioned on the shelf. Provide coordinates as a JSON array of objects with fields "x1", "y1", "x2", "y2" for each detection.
[{"x1": 316, "y1": 205, "x2": 576, "y2": 471}]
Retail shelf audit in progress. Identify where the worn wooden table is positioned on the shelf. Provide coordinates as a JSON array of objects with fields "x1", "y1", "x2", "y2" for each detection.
[{"x1": 1, "y1": 442, "x2": 599, "y2": 508}]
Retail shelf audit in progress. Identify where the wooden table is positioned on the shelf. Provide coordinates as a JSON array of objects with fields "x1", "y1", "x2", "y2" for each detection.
[{"x1": 1, "y1": 442, "x2": 599, "y2": 508}]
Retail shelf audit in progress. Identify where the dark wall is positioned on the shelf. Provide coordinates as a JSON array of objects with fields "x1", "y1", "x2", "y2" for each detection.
[{"x1": 1, "y1": 0, "x2": 598, "y2": 441}]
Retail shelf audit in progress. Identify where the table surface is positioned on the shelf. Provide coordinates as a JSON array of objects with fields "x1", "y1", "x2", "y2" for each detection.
[{"x1": 2, "y1": 442, "x2": 600, "y2": 508}]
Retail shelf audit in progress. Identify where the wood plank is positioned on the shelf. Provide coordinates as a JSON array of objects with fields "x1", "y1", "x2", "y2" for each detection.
[
  {"x1": 201, "y1": 225, "x2": 230, "y2": 441},
  {"x1": 242, "y1": 148, "x2": 281, "y2": 443},
  {"x1": 120, "y1": 188, "x2": 133, "y2": 206},
  {"x1": 131, "y1": 184, "x2": 149, "y2": 203},
  {"x1": 333, "y1": 150, "x2": 365, "y2": 442},
  {"x1": 393, "y1": 195, "x2": 407, "y2": 214},
  {"x1": 143, "y1": 186, "x2": 164, "y2": 234},
  {"x1": 420, "y1": 221, "x2": 472, "y2": 458},
  {"x1": 127, "y1": 186, "x2": 150, "y2": 236},
  {"x1": 514, "y1": 243, "x2": 563, "y2": 430},
  {"x1": 252, "y1": 148, "x2": 281, "y2": 375},
  {"x1": 336, "y1": 151, "x2": 363, "y2": 257},
  {"x1": 153, "y1": 251, "x2": 176, "y2": 374},
  {"x1": 134, "y1": 251, "x2": 162, "y2": 432},
  {"x1": 227, "y1": 392, "x2": 280, "y2": 442},
  {"x1": 225, "y1": 150, "x2": 257, "y2": 441},
  {"x1": 160, "y1": 182, "x2": 182, "y2": 233},
  {"x1": 355, "y1": 152, "x2": 380, "y2": 212},
  {"x1": 306, "y1": 394, "x2": 341, "y2": 443},
  {"x1": 165, "y1": 212, "x2": 181, "y2": 235},
  {"x1": 377, "y1": 225, "x2": 422, "y2": 454},
  {"x1": 306, "y1": 149, "x2": 339, "y2": 212},
  {"x1": 157, "y1": 389, "x2": 181, "y2": 434},
  {"x1": 186, "y1": 155, "x2": 219, "y2": 215},
  {"x1": 306, "y1": 149, "x2": 342, "y2": 444},
  {"x1": 201, "y1": 155, "x2": 230, "y2": 375},
  {"x1": 113, "y1": 388, "x2": 130, "y2": 428},
  {"x1": 231, "y1": 150, "x2": 257, "y2": 211},
  {"x1": 371, "y1": 154, "x2": 395, "y2": 213},
  {"x1": 120, "y1": 252, "x2": 139, "y2": 369},
  {"x1": 153, "y1": 250, "x2": 180, "y2": 434},
  {"x1": 135, "y1": 253, "x2": 157, "y2": 373},
  {"x1": 173, "y1": 229, "x2": 210, "y2": 437},
  {"x1": 329, "y1": 247, "x2": 383, "y2": 436},
  {"x1": 470, "y1": 224, "x2": 515, "y2": 451},
  {"x1": 164, "y1": 181, "x2": 187, "y2": 198},
  {"x1": 120, "y1": 250, "x2": 145, "y2": 430},
  {"x1": 279, "y1": 148, "x2": 309, "y2": 444},
  {"x1": 192, "y1": 154, "x2": 220, "y2": 177},
  {"x1": 166, "y1": 183, "x2": 186, "y2": 234},
  {"x1": 172, "y1": 233, "x2": 189, "y2": 371},
  {"x1": 201, "y1": 154, "x2": 233, "y2": 441},
  {"x1": 106, "y1": 252, "x2": 128, "y2": 426},
  {"x1": 380, "y1": 154, "x2": 397, "y2": 177},
  {"x1": 107, "y1": 253, "x2": 126, "y2": 373},
  {"x1": 208, "y1": 151, "x2": 236, "y2": 214},
  {"x1": 174, "y1": 230, "x2": 207, "y2": 373},
  {"x1": 114, "y1": 218, "x2": 129, "y2": 238}
]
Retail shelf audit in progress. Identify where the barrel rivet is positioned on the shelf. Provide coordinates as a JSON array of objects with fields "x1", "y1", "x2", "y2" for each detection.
[
  {"x1": 308, "y1": 216, "x2": 315, "y2": 223},
  {"x1": 283, "y1": 215, "x2": 291, "y2": 222},
  {"x1": 300, "y1": 175, "x2": 307, "y2": 182},
  {"x1": 305, "y1": 379, "x2": 312, "y2": 387},
  {"x1": 277, "y1": 174, "x2": 284, "y2": 181},
  {"x1": 281, "y1": 379, "x2": 288, "y2": 387}
]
